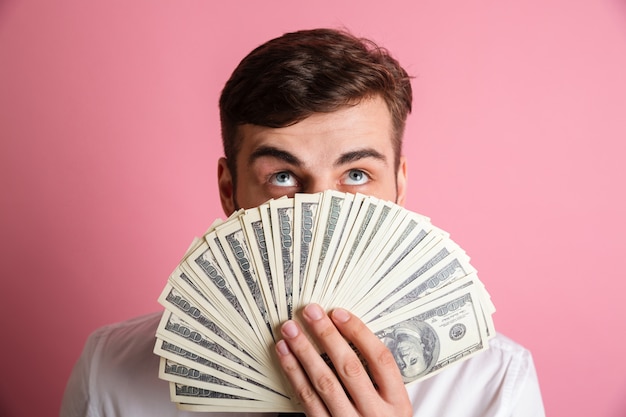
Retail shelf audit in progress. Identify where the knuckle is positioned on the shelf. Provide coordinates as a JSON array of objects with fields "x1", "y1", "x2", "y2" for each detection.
[
  {"x1": 295, "y1": 385, "x2": 317, "y2": 405},
  {"x1": 317, "y1": 323, "x2": 336, "y2": 339},
  {"x1": 342, "y1": 357, "x2": 365, "y2": 378},
  {"x1": 282, "y1": 359, "x2": 300, "y2": 374},
  {"x1": 314, "y1": 373, "x2": 338, "y2": 395},
  {"x1": 377, "y1": 347, "x2": 398, "y2": 368}
]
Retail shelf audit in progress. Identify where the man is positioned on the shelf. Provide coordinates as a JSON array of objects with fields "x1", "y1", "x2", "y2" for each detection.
[{"x1": 61, "y1": 28, "x2": 545, "y2": 417}]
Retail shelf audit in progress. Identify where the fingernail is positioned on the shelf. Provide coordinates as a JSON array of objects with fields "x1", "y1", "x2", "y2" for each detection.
[
  {"x1": 276, "y1": 340, "x2": 290, "y2": 356},
  {"x1": 332, "y1": 308, "x2": 350, "y2": 323},
  {"x1": 303, "y1": 303, "x2": 324, "y2": 321},
  {"x1": 282, "y1": 320, "x2": 299, "y2": 338}
]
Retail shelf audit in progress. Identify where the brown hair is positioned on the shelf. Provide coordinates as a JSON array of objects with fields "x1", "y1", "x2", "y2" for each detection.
[{"x1": 219, "y1": 28, "x2": 413, "y2": 182}]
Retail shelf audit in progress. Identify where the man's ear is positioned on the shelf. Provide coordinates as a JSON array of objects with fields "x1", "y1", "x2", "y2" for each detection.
[
  {"x1": 217, "y1": 157, "x2": 236, "y2": 215},
  {"x1": 396, "y1": 155, "x2": 408, "y2": 207}
]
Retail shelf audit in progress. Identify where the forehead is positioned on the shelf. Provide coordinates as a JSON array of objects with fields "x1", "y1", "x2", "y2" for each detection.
[{"x1": 236, "y1": 96, "x2": 395, "y2": 159}]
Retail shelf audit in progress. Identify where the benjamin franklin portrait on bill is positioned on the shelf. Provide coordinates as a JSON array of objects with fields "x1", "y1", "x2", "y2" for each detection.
[{"x1": 380, "y1": 320, "x2": 440, "y2": 382}]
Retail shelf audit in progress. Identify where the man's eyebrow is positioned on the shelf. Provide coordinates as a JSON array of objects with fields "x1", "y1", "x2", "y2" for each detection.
[
  {"x1": 248, "y1": 146, "x2": 302, "y2": 165},
  {"x1": 335, "y1": 148, "x2": 387, "y2": 166}
]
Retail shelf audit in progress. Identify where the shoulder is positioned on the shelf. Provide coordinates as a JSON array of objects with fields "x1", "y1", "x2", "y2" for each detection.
[
  {"x1": 406, "y1": 333, "x2": 544, "y2": 417},
  {"x1": 81, "y1": 311, "x2": 163, "y2": 378},
  {"x1": 86, "y1": 311, "x2": 165, "y2": 395},
  {"x1": 61, "y1": 312, "x2": 171, "y2": 417},
  {"x1": 88, "y1": 311, "x2": 162, "y2": 345},
  {"x1": 488, "y1": 332, "x2": 533, "y2": 358},
  {"x1": 433, "y1": 332, "x2": 537, "y2": 390},
  {"x1": 477, "y1": 333, "x2": 536, "y2": 380}
]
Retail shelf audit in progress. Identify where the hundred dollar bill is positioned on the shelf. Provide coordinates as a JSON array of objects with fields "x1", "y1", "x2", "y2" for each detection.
[
  {"x1": 342, "y1": 200, "x2": 396, "y2": 274},
  {"x1": 331, "y1": 211, "x2": 435, "y2": 310},
  {"x1": 363, "y1": 241, "x2": 476, "y2": 320},
  {"x1": 165, "y1": 225, "x2": 223, "y2": 314},
  {"x1": 175, "y1": 394, "x2": 297, "y2": 413},
  {"x1": 202, "y1": 230, "x2": 273, "y2": 348},
  {"x1": 292, "y1": 193, "x2": 321, "y2": 312},
  {"x1": 368, "y1": 277, "x2": 491, "y2": 384},
  {"x1": 154, "y1": 338, "x2": 286, "y2": 397},
  {"x1": 359, "y1": 241, "x2": 471, "y2": 322},
  {"x1": 176, "y1": 402, "x2": 294, "y2": 415},
  {"x1": 169, "y1": 382, "x2": 295, "y2": 412},
  {"x1": 215, "y1": 218, "x2": 275, "y2": 346},
  {"x1": 167, "y1": 264, "x2": 241, "y2": 326},
  {"x1": 269, "y1": 198, "x2": 295, "y2": 321},
  {"x1": 160, "y1": 357, "x2": 295, "y2": 412},
  {"x1": 258, "y1": 201, "x2": 282, "y2": 319},
  {"x1": 155, "y1": 311, "x2": 284, "y2": 389},
  {"x1": 184, "y1": 238, "x2": 254, "y2": 334},
  {"x1": 170, "y1": 381, "x2": 259, "y2": 402},
  {"x1": 362, "y1": 212, "x2": 441, "y2": 283},
  {"x1": 313, "y1": 193, "x2": 366, "y2": 304},
  {"x1": 241, "y1": 205, "x2": 281, "y2": 328},
  {"x1": 374, "y1": 274, "x2": 494, "y2": 337},
  {"x1": 368, "y1": 218, "x2": 438, "y2": 281},
  {"x1": 322, "y1": 193, "x2": 384, "y2": 306},
  {"x1": 327, "y1": 200, "x2": 402, "y2": 306},
  {"x1": 365, "y1": 251, "x2": 477, "y2": 322},
  {"x1": 323, "y1": 195, "x2": 380, "y2": 302},
  {"x1": 310, "y1": 192, "x2": 359, "y2": 302},
  {"x1": 160, "y1": 358, "x2": 278, "y2": 401},
  {"x1": 174, "y1": 262, "x2": 238, "y2": 329},
  {"x1": 159, "y1": 280, "x2": 272, "y2": 368},
  {"x1": 340, "y1": 202, "x2": 428, "y2": 295},
  {"x1": 301, "y1": 191, "x2": 353, "y2": 303}
]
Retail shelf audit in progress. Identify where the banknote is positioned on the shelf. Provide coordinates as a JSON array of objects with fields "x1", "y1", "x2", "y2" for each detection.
[
  {"x1": 323, "y1": 194, "x2": 380, "y2": 297},
  {"x1": 269, "y1": 198, "x2": 296, "y2": 321},
  {"x1": 240, "y1": 206, "x2": 281, "y2": 327},
  {"x1": 160, "y1": 358, "x2": 274, "y2": 401},
  {"x1": 292, "y1": 193, "x2": 321, "y2": 310},
  {"x1": 154, "y1": 339, "x2": 284, "y2": 396},
  {"x1": 330, "y1": 211, "x2": 437, "y2": 310},
  {"x1": 363, "y1": 251, "x2": 477, "y2": 322},
  {"x1": 312, "y1": 192, "x2": 366, "y2": 302},
  {"x1": 185, "y1": 239, "x2": 251, "y2": 331},
  {"x1": 169, "y1": 380, "x2": 294, "y2": 412},
  {"x1": 368, "y1": 277, "x2": 492, "y2": 383},
  {"x1": 357, "y1": 240, "x2": 469, "y2": 320},
  {"x1": 154, "y1": 190, "x2": 496, "y2": 412},
  {"x1": 159, "y1": 280, "x2": 272, "y2": 368},
  {"x1": 215, "y1": 219, "x2": 275, "y2": 346},
  {"x1": 300, "y1": 190, "x2": 353, "y2": 304}
]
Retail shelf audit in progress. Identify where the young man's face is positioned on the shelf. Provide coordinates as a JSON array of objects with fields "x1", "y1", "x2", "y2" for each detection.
[{"x1": 218, "y1": 95, "x2": 407, "y2": 214}]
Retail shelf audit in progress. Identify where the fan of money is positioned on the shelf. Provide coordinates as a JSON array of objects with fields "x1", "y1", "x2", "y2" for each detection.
[{"x1": 154, "y1": 190, "x2": 496, "y2": 413}]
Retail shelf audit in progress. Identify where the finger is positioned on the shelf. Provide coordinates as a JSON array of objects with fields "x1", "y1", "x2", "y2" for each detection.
[
  {"x1": 300, "y1": 304, "x2": 380, "y2": 412},
  {"x1": 276, "y1": 321, "x2": 331, "y2": 417},
  {"x1": 330, "y1": 308, "x2": 409, "y2": 407}
]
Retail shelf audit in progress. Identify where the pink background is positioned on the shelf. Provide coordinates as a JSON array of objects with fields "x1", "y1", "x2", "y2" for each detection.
[{"x1": 1, "y1": 1, "x2": 625, "y2": 416}]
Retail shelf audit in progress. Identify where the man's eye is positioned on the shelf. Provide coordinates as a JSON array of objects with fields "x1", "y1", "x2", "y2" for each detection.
[
  {"x1": 344, "y1": 169, "x2": 369, "y2": 185},
  {"x1": 269, "y1": 171, "x2": 297, "y2": 187}
]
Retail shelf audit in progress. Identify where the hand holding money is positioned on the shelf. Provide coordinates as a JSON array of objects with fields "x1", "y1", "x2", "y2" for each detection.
[
  {"x1": 275, "y1": 304, "x2": 413, "y2": 417},
  {"x1": 154, "y1": 190, "x2": 496, "y2": 412}
]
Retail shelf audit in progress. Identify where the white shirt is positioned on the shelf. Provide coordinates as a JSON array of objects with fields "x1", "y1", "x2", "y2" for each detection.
[{"x1": 60, "y1": 312, "x2": 545, "y2": 417}]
